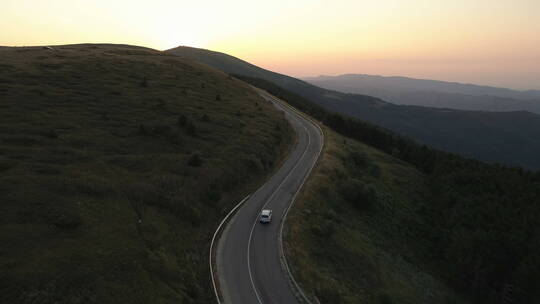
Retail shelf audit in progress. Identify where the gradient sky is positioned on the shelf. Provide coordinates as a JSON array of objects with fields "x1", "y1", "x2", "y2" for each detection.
[{"x1": 2, "y1": 0, "x2": 539, "y2": 90}]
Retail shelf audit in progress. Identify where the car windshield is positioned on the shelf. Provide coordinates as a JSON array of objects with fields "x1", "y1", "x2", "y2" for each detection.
[{"x1": 262, "y1": 215, "x2": 268, "y2": 218}]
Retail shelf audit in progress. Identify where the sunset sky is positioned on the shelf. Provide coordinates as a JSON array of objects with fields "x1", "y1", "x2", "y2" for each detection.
[{"x1": 2, "y1": 0, "x2": 539, "y2": 90}]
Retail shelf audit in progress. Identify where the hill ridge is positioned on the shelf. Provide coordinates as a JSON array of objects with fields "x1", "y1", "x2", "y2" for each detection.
[{"x1": 167, "y1": 46, "x2": 540, "y2": 170}]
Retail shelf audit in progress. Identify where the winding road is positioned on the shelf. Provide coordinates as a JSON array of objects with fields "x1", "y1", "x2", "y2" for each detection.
[{"x1": 212, "y1": 89, "x2": 323, "y2": 304}]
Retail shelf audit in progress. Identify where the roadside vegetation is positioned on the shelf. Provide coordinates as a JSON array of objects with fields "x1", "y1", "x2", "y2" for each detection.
[
  {"x1": 0, "y1": 44, "x2": 293, "y2": 303},
  {"x1": 287, "y1": 129, "x2": 466, "y2": 303},
  {"x1": 238, "y1": 76, "x2": 540, "y2": 304}
]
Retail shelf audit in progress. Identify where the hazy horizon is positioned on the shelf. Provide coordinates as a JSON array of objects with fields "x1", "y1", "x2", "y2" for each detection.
[
  {"x1": 2, "y1": 0, "x2": 539, "y2": 90},
  {"x1": 299, "y1": 73, "x2": 540, "y2": 92}
]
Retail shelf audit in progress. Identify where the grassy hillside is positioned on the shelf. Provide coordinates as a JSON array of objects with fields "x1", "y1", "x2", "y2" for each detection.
[
  {"x1": 286, "y1": 129, "x2": 467, "y2": 304},
  {"x1": 0, "y1": 44, "x2": 293, "y2": 303},
  {"x1": 167, "y1": 46, "x2": 540, "y2": 170},
  {"x1": 167, "y1": 46, "x2": 292, "y2": 85}
]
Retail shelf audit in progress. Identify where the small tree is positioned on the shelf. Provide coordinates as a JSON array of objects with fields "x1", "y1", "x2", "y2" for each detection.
[
  {"x1": 47, "y1": 129, "x2": 58, "y2": 139},
  {"x1": 138, "y1": 124, "x2": 148, "y2": 135},
  {"x1": 340, "y1": 179, "x2": 378, "y2": 211},
  {"x1": 350, "y1": 151, "x2": 368, "y2": 168},
  {"x1": 186, "y1": 121, "x2": 196, "y2": 136},
  {"x1": 188, "y1": 153, "x2": 203, "y2": 167},
  {"x1": 140, "y1": 77, "x2": 148, "y2": 87},
  {"x1": 177, "y1": 114, "x2": 187, "y2": 127}
]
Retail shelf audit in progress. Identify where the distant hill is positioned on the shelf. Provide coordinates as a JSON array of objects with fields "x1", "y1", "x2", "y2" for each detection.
[
  {"x1": 166, "y1": 46, "x2": 305, "y2": 88},
  {"x1": 305, "y1": 74, "x2": 540, "y2": 100},
  {"x1": 304, "y1": 74, "x2": 540, "y2": 114},
  {"x1": 168, "y1": 46, "x2": 540, "y2": 170}
]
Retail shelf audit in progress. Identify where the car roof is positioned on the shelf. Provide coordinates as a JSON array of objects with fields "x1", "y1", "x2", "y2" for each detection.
[{"x1": 261, "y1": 209, "x2": 272, "y2": 215}]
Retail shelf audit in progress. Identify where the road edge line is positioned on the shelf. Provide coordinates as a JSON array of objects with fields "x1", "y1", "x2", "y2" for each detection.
[
  {"x1": 268, "y1": 91, "x2": 325, "y2": 304},
  {"x1": 246, "y1": 111, "x2": 310, "y2": 304},
  {"x1": 210, "y1": 87, "x2": 304, "y2": 304},
  {"x1": 210, "y1": 194, "x2": 251, "y2": 304}
]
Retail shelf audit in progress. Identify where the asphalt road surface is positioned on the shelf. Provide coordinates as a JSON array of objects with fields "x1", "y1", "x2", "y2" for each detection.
[{"x1": 215, "y1": 89, "x2": 323, "y2": 304}]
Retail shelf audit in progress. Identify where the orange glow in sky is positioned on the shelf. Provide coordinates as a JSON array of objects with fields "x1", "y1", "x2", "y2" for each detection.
[{"x1": 1, "y1": 0, "x2": 539, "y2": 89}]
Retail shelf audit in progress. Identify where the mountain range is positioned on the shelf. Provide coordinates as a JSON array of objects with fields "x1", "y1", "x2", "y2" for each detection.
[
  {"x1": 167, "y1": 46, "x2": 540, "y2": 170},
  {"x1": 304, "y1": 74, "x2": 540, "y2": 114}
]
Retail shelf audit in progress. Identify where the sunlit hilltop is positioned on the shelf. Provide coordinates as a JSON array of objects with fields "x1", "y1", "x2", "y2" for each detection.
[{"x1": 2, "y1": 0, "x2": 539, "y2": 88}]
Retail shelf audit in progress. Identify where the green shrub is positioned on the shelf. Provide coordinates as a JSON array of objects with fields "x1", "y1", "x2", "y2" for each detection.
[
  {"x1": 152, "y1": 124, "x2": 172, "y2": 136},
  {"x1": 316, "y1": 278, "x2": 343, "y2": 303},
  {"x1": 185, "y1": 121, "x2": 196, "y2": 136},
  {"x1": 46, "y1": 129, "x2": 58, "y2": 139},
  {"x1": 350, "y1": 151, "x2": 369, "y2": 168},
  {"x1": 140, "y1": 76, "x2": 148, "y2": 87},
  {"x1": 187, "y1": 153, "x2": 203, "y2": 167},
  {"x1": 378, "y1": 292, "x2": 395, "y2": 304},
  {"x1": 0, "y1": 158, "x2": 15, "y2": 172},
  {"x1": 125, "y1": 182, "x2": 167, "y2": 208},
  {"x1": 340, "y1": 179, "x2": 378, "y2": 211},
  {"x1": 47, "y1": 202, "x2": 82, "y2": 229},
  {"x1": 177, "y1": 114, "x2": 187, "y2": 126},
  {"x1": 311, "y1": 218, "x2": 336, "y2": 238},
  {"x1": 138, "y1": 124, "x2": 148, "y2": 135},
  {"x1": 340, "y1": 178, "x2": 364, "y2": 202},
  {"x1": 73, "y1": 176, "x2": 114, "y2": 197}
]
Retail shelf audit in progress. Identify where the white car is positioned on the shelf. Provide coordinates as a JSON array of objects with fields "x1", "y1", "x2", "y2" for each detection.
[{"x1": 260, "y1": 209, "x2": 272, "y2": 223}]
